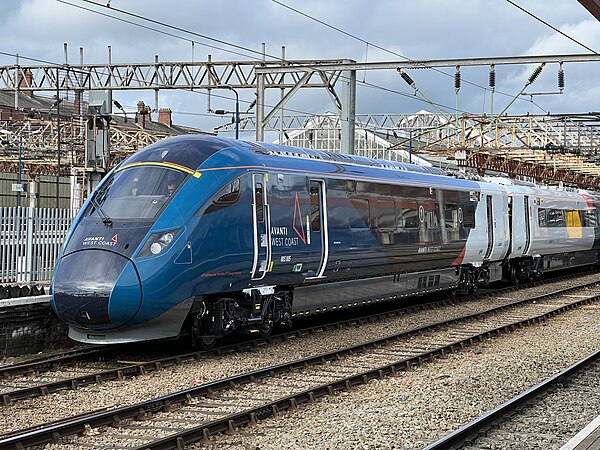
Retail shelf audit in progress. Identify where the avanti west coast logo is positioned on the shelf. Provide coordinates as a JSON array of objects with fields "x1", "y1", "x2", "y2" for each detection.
[{"x1": 82, "y1": 234, "x2": 118, "y2": 247}]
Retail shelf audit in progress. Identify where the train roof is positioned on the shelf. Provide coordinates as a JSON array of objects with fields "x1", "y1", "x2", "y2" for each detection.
[
  {"x1": 241, "y1": 141, "x2": 447, "y2": 176},
  {"x1": 120, "y1": 134, "x2": 448, "y2": 178},
  {"x1": 120, "y1": 134, "x2": 234, "y2": 170}
]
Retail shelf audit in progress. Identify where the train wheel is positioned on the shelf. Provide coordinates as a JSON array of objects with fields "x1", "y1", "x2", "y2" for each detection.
[
  {"x1": 196, "y1": 336, "x2": 217, "y2": 350},
  {"x1": 510, "y1": 265, "x2": 520, "y2": 286},
  {"x1": 259, "y1": 302, "x2": 275, "y2": 338},
  {"x1": 259, "y1": 322, "x2": 274, "y2": 339}
]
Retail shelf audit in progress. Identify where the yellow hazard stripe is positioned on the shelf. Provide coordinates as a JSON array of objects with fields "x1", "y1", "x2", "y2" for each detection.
[{"x1": 116, "y1": 161, "x2": 201, "y2": 178}]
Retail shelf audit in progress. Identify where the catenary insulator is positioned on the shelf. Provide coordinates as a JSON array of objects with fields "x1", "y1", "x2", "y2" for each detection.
[
  {"x1": 528, "y1": 63, "x2": 545, "y2": 84},
  {"x1": 400, "y1": 71, "x2": 414, "y2": 86},
  {"x1": 489, "y1": 65, "x2": 496, "y2": 88},
  {"x1": 558, "y1": 64, "x2": 565, "y2": 90},
  {"x1": 455, "y1": 67, "x2": 461, "y2": 90}
]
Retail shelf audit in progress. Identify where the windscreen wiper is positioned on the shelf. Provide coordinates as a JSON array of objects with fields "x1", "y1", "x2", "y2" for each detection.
[{"x1": 90, "y1": 193, "x2": 112, "y2": 226}]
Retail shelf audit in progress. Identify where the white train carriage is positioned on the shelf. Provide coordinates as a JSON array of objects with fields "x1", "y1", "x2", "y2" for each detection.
[{"x1": 477, "y1": 178, "x2": 599, "y2": 284}]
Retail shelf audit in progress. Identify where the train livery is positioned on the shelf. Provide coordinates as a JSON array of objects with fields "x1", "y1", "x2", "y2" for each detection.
[{"x1": 51, "y1": 135, "x2": 600, "y2": 347}]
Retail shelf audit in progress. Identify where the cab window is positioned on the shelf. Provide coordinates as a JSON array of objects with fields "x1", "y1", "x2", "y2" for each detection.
[{"x1": 203, "y1": 178, "x2": 241, "y2": 214}]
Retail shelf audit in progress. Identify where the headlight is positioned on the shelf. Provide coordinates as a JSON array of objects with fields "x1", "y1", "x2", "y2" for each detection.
[{"x1": 138, "y1": 229, "x2": 181, "y2": 258}]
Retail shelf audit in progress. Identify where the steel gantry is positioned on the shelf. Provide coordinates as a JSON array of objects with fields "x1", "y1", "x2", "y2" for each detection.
[
  {"x1": 2, "y1": 53, "x2": 600, "y2": 187},
  {"x1": 0, "y1": 58, "x2": 350, "y2": 91}
]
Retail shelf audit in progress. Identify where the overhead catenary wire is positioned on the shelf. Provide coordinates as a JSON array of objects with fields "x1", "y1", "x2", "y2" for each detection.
[
  {"x1": 56, "y1": 0, "x2": 257, "y2": 60},
  {"x1": 7, "y1": 1, "x2": 570, "y2": 134},
  {"x1": 505, "y1": 0, "x2": 600, "y2": 55},
  {"x1": 6, "y1": 0, "x2": 557, "y2": 118},
  {"x1": 53, "y1": 0, "x2": 474, "y2": 117},
  {"x1": 76, "y1": 0, "x2": 289, "y2": 61},
  {"x1": 271, "y1": 0, "x2": 550, "y2": 114}
]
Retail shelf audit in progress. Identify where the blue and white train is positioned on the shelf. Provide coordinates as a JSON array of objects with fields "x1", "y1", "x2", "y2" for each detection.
[{"x1": 50, "y1": 135, "x2": 600, "y2": 347}]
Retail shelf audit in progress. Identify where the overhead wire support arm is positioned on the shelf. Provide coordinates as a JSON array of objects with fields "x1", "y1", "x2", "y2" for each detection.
[
  {"x1": 397, "y1": 69, "x2": 453, "y2": 121},
  {"x1": 522, "y1": 62, "x2": 565, "y2": 98},
  {"x1": 494, "y1": 62, "x2": 545, "y2": 124}
]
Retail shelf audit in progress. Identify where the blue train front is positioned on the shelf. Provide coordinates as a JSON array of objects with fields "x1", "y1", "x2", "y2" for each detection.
[{"x1": 51, "y1": 136, "x2": 269, "y2": 345}]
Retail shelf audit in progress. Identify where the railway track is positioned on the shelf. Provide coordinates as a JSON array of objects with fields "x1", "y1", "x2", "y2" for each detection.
[
  {"x1": 424, "y1": 349, "x2": 600, "y2": 449},
  {"x1": 0, "y1": 297, "x2": 463, "y2": 405},
  {"x1": 1, "y1": 280, "x2": 598, "y2": 449},
  {"x1": 0, "y1": 271, "x2": 588, "y2": 407}
]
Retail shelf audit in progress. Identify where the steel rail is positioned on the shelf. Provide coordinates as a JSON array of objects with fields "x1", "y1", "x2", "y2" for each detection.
[
  {"x1": 134, "y1": 292, "x2": 600, "y2": 450},
  {"x1": 422, "y1": 348, "x2": 600, "y2": 450},
  {"x1": 0, "y1": 296, "x2": 460, "y2": 405},
  {"x1": 0, "y1": 271, "x2": 587, "y2": 405},
  {"x1": 0, "y1": 346, "x2": 115, "y2": 380},
  {"x1": 0, "y1": 272, "x2": 577, "y2": 405},
  {"x1": 0, "y1": 282, "x2": 597, "y2": 450}
]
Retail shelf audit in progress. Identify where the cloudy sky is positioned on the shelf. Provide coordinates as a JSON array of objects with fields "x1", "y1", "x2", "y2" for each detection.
[{"x1": 1, "y1": 0, "x2": 599, "y2": 137}]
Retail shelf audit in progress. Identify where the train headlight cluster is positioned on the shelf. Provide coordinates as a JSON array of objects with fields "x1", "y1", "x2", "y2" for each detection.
[{"x1": 138, "y1": 229, "x2": 181, "y2": 258}]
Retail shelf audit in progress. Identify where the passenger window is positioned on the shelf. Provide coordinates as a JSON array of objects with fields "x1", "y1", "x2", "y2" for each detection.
[
  {"x1": 444, "y1": 203, "x2": 459, "y2": 228},
  {"x1": 538, "y1": 208, "x2": 547, "y2": 227},
  {"x1": 377, "y1": 199, "x2": 396, "y2": 230},
  {"x1": 462, "y1": 204, "x2": 475, "y2": 228},
  {"x1": 349, "y1": 198, "x2": 370, "y2": 229},
  {"x1": 346, "y1": 180, "x2": 357, "y2": 194},
  {"x1": 583, "y1": 209, "x2": 598, "y2": 227},
  {"x1": 401, "y1": 201, "x2": 419, "y2": 229},
  {"x1": 423, "y1": 203, "x2": 440, "y2": 229},
  {"x1": 548, "y1": 209, "x2": 564, "y2": 227}
]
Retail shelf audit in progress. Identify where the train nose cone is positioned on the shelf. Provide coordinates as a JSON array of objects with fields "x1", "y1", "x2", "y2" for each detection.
[{"x1": 52, "y1": 250, "x2": 142, "y2": 329}]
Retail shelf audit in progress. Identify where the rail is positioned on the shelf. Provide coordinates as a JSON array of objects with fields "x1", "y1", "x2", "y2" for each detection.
[
  {"x1": 423, "y1": 348, "x2": 600, "y2": 450},
  {"x1": 1, "y1": 281, "x2": 597, "y2": 449}
]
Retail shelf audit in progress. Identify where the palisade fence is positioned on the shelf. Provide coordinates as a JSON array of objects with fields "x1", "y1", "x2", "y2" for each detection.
[{"x1": 0, "y1": 207, "x2": 76, "y2": 283}]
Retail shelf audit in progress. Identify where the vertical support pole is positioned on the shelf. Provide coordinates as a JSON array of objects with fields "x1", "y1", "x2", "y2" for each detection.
[
  {"x1": 256, "y1": 43, "x2": 266, "y2": 142},
  {"x1": 340, "y1": 62, "x2": 356, "y2": 155},
  {"x1": 455, "y1": 66, "x2": 460, "y2": 146},
  {"x1": 155, "y1": 54, "x2": 160, "y2": 112},
  {"x1": 56, "y1": 67, "x2": 61, "y2": 209},
  {"x1": 28, "y1": 179, "x2": 38, "y2": 208},
  {"x1": 17, "y1": 135, "x2": 22, "y2": 207},
  {"x1": 25, "y1": 206, "x2": 34, "y2": 283},
  {"x1": 256, "y1": 71, "x2": 265, "y2": 142},
  {"x1": 280, "y1": 46, "x2": 285, "y2": 143},
  {"x1": 409, "y1": 129, "x2": 413, "y2": 164},
  {"x1": 14, "y1": 54, "x2": 19, "y2": 110}
]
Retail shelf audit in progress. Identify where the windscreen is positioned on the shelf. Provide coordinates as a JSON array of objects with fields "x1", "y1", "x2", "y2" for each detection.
[{"x1": 85, "y1": 166, "x2": 187, "y2": 221}]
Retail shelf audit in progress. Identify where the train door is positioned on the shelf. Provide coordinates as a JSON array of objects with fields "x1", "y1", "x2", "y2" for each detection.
[
  {"x1": 524, "y1": 195, "x2": 531, "y2": 253},
  {"x1": 507, "y1": 196, "x2": 513, "y2": 254},
  {"x1": 251, "y1": 173, "x2": 272, "y2": 281},
  {"x1": 484, "y1": 194, "x2": 494, "y2": 259},
  {"x1": 305, "y1": 179, "x2": 329, "y2": 279}
]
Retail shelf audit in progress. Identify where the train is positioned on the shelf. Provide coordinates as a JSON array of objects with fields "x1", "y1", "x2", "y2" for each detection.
[{"x1": 51, "y1": 135, "x2": 600, "y2": 348}]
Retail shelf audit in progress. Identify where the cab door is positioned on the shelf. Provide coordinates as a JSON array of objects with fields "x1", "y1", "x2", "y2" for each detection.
[
  {"x1": 305, "y1": 179, "x2": 329, "y2": 279},
  {"x1": 251, "y1": 173, "x2": 272, "y2": 280}
]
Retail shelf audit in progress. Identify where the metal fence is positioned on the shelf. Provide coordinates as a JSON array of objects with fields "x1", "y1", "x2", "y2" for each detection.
[{"x1": 0, "y1": 207, "x2": 75, "y2": 283}]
